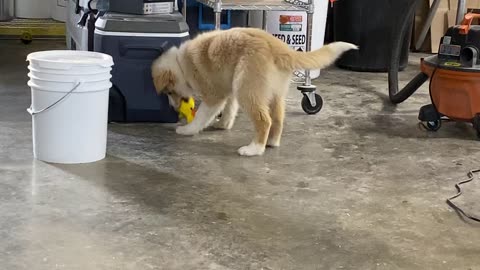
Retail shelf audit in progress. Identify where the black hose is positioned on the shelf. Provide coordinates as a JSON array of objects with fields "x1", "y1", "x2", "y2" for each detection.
[
  {"x1": 75, "y1": 0, "x2": 82, "y2": 14},
  {"x1": 388, "y1": 0, "x2": 429, "y2": 104},
  {"x1": 88, "y1": 0, "x2": 98, "y2": 13}
]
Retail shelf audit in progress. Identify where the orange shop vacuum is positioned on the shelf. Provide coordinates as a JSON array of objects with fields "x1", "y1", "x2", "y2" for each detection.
[{"x1": 389, "y1": 11, "x2": 480, "y2": 138}]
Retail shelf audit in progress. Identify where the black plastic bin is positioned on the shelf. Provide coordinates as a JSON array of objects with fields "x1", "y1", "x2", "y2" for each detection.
[{"x1": 333, "y1": 0, "x2": 414, "y2": 72}]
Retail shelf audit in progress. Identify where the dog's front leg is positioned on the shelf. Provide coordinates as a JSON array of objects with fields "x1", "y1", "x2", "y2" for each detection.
[{"x1": 176, "y1": 101, "x2": 225, "y2": 136}]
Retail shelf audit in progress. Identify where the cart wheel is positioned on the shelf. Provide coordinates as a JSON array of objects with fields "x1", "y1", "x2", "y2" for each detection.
[
  {"x1": 301, "y1": 94, "x2": 323, "y2": 115},
  {"x1": 473, "y1": 114, "x2": 480, "y2": 138},
  {"x1": 425, "y1": 120, "x2": 441, "y2": 131},
  {"x1": 21, "y1": 32, "x2": 32, "y2": 44}
]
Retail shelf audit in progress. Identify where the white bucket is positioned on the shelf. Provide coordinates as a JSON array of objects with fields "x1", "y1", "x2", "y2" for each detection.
[
  {"x1": 26, "y1": 50, "x2": 114, "y2": 164},
  {"x1": 28, "y1": 64, "x2": 112, "y2": 75},
  {"x1": 28, "y1": 69, "x2": 112, "y2": 82}
]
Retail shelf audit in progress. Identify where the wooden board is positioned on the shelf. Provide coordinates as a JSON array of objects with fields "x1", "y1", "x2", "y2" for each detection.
[{"x1": 430, "y1": 8, "x2": 448, "y2": 53}]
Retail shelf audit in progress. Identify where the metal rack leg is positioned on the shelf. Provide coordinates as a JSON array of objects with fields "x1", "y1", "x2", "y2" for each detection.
[
  {"x1": 214, "y1": 0, "x2": 222, "y2": 30},
  {"x1": 304, "y1": 9, "x2": 313, "y2": 86},
  {"x1": 182, "y1": 0, "x2": 187, "y2": 21},
  {"x1": 262, "y1": 10, "x2": 267, "y2": 29},
  {"x1": 298, "y1": 0, "x2": 319, "y2": 113}
]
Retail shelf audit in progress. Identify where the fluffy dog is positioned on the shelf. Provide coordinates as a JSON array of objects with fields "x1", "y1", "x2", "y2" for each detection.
[{"x1": 152, "y1": 27, "x2": 357, "y2": 156}]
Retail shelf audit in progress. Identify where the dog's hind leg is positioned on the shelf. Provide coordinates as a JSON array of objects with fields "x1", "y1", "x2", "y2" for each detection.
[
  {"x1": 236, "y1": 79, "x2": 272, "y2": 156},
  {"x1": 212, "y1": 96, "x2": 239, "y2": 130},
  {"x1": 267, "y1": 74, "x2": 290, "y2": 147},
  {"x1": 267, "y1": 94, "x2": 285, "y2": 147}
]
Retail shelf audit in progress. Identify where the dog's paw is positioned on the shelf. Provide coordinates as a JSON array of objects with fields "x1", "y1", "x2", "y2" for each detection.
[
  {"x1": 212, "y1": 119, "x2": 234, "y2": 130},
  {"x1": 176, "y1": 125, "x2": 199, "y2": 136},
  {"x1": 237, "y1": 143, "x2": 265, "y2": 156}
]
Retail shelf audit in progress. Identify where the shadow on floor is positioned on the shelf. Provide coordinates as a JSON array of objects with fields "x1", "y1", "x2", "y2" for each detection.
[{"x1": 49, "y1": 155, "x2": 406, "y2": 268}]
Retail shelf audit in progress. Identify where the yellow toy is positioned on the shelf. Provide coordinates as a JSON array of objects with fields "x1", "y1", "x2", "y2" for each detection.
[{"x1": 178, "y1": 97, "x2": 196, "y2": 123}]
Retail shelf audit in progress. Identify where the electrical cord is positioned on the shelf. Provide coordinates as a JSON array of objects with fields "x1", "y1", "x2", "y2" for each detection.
[{"x1": 446, "y1": 169, "x2": 480, "y2": 222}]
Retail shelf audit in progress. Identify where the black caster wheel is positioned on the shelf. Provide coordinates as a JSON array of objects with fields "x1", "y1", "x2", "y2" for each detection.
[
  {"x1": 425, "y1": 120, "x2": 441, "y2": 131},
  {"x1": 301, "y1": 94, "x2": 323, "y2": 115},
  {"x1": 473, "y1": 114, "x2": 480, "y2": 138}
]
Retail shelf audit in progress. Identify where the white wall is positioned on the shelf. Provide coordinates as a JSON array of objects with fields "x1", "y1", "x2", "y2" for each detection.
[
  {"x1": 52, "y1": 0, "x2": 67, "y2": 22},
  {"x1": 15, "y1": 0, "x2": 51, "y2": 18}
]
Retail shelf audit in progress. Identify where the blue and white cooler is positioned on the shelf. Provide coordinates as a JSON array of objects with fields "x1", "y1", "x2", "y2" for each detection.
[{"x1": 94, "y1": 12, "x2": 189, "y2": 123}]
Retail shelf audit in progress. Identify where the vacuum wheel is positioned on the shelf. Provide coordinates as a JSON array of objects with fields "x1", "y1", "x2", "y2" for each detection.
[
  {"x1": 473, "y1": 114, "x2": 480, "y2": 138},
  {"x1": 301, "y1": 94, "x2": 323, "y2": 115},
  {"x1": 425, "y1": 120, "x2": 441, "y2": 132}
]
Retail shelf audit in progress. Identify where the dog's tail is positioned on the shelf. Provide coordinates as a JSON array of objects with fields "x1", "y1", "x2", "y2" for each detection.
[{"x1": 289, "y1": 42, "x2": 358, "y2": 70}]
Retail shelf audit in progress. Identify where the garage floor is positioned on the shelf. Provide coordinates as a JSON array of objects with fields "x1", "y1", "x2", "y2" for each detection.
[{"x1": 1, "y1": 40, "x2": 480, "y2": 270}]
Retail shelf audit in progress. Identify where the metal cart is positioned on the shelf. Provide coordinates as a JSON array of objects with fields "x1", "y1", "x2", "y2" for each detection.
[{"x1": 194, "y1": 0, "x2": 323, "y2": 114}]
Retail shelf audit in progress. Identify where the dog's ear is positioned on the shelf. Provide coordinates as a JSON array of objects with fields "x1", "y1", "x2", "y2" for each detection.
[{"x1": 153, "y1": 69, "x2": 176, "y2": 94}]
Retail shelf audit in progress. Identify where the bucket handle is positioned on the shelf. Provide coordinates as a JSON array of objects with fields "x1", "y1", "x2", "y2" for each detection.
[{"x1": 27, "y1": 81, "x2": 82, "y2": 116}]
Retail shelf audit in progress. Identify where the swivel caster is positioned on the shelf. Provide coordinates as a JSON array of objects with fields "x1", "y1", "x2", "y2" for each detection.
[
  {"x1": 298, "y1": 83, "x2": 323, "y2": 115},
  {"x1": 301, "y1": 93, "x2": 323, "y2": 115},
  {"x1": 473, "y1": 114, "x2": 480, "y2": 139},
  {"x1": 418, "y1": 104, "x2": 442, "y2": 131},
  {"x1": 425, "y1": 120, "x2": 441, "y2": 131}
]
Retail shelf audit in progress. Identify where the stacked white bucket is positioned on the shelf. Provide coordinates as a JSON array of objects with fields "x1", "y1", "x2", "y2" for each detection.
[{"x1": 27, "y1": 50, "x2": 114, "y2": 164}]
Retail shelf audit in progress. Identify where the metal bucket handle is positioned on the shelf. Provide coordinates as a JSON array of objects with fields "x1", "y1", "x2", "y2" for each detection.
[{"x1": 27, "y1": 81, "x2": 82, "y2": 116}]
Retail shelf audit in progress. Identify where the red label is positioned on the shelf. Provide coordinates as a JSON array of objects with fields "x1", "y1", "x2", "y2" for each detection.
[{"x1": 279, "y1": 15, "x2": 303, "y2": 24}]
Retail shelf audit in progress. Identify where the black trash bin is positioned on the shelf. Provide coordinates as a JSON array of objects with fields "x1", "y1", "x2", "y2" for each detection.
[{"x1": 333, "y1": 0, "x2": 415, "y2": 72}]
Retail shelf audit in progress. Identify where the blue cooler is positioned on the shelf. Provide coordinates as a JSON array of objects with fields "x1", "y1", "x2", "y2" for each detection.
[{"x1": 94, "y1": 12, "x2": 189, "y2": 123}]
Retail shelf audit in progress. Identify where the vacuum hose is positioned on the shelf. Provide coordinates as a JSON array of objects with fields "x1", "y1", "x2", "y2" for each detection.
[{"x1": 388, "y1": 0, "x2": 429, "y2": 104}]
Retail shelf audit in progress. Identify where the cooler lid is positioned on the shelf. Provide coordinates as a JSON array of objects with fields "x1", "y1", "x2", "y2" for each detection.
[{"x1": 95, "y1": 12, "x2": 189, "y2": 34}]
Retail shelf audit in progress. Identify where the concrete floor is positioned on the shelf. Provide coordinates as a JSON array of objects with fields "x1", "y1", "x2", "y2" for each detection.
[{"x1": 1, "y1": 40, "x2": 480, "y2": 270}]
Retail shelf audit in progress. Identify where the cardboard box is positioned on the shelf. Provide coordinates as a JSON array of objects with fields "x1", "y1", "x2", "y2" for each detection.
[
  {"x1": 430, "y1": 8, "x2": 449, "y2": 53},
  {"x1": 435, "y1": 0, "x2": 450, "y2": 8},
  {"x1": 429, "y1": 0, "x2": 449, "y2": 53},
  {"x1": 412, "y1": 0, "x2": 432, "y2": 52},
  {"x1": 411, "y1": 0, "x2": 480, "y2": 52},
  {"x1": 447, "y1": 9, "x2": 458, "y2": 27},
  {"x1": 413, "y1": 15, "x2": 431, "y2": 51}
]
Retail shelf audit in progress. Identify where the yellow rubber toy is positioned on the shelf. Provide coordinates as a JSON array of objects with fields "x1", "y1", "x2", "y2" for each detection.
[{"x1": 178, "y1": 97, "x2": 196, "y2": 123}]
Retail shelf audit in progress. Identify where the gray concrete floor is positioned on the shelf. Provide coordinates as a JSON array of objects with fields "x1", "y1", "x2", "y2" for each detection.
[{"x1": 1, "y1": 40, "x2": 480, "y2": 270}]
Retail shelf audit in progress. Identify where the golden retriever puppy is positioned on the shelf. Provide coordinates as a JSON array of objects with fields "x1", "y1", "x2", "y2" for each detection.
[{"x1": 152, "y1": 27, "x2": 357, "y2": 156}]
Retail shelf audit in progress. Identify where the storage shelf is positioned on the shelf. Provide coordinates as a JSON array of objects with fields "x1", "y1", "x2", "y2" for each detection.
[
  {"x1": 0, "y1": 18, "x2": 65, "y2": 39},
  {"x1": 194, "y1": 0, "x2": 314, "y2": 85},
  {"x1": 196, "y1": 0, "x2": 309, "y2": 11}
]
